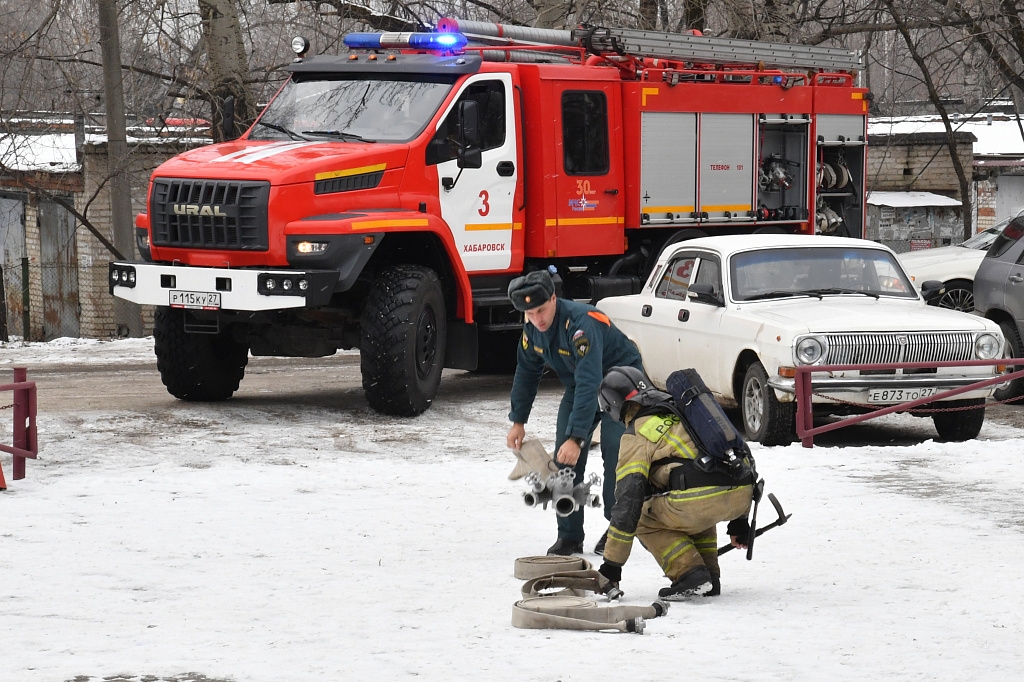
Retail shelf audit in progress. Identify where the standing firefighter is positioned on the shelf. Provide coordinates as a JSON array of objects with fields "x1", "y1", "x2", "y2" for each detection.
[
  {"x1": 506, "y1": 270, "x2": 644, "y2": 556},
  {"x1": 595, "y1": 366, "x2": 755, "y2": 599}
]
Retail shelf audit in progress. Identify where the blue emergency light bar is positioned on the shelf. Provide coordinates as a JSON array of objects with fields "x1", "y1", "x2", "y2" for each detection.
[{"x1": 344, "y1": 31, "x2": 468, "y2": 54}]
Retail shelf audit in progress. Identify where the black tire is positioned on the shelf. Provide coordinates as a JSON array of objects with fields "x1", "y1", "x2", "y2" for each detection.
[
  {"x1": 474, "y1": 329, "x2": 520, "y2": 374},
  {"x1": 741, "y1": 362, "x2": 795, "y2": 445},
  {"x1": 934, "y1": 279, "x2": 974, "y2": 312},
  {"x1": 153, "y1": 307, "x2": 249, "y2": 401},
  {"x1": 931, "y1": 399, "x2": 985, "y2": 441},
  {"x1": 753, "y1": 226, "x2": 786, "y2": 235},
  {"x1": 994, "y1": 320, "x2": 1024, "y2": 402},
  {"x1": 360, "y1": 265, "x2": 447, "y2": 416}
]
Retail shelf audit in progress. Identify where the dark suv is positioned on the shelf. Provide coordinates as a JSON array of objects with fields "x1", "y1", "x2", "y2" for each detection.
[{"x1": 974, "y1": 216, "x2": 1024, "y2": 399}]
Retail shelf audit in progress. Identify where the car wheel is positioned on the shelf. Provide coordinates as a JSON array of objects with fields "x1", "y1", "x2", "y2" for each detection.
[
  {"x1": 994, "y1": 320, "x2": 1024, "y2": 402},
  {"x1": 934, "y1": 279, "x2": 974, "y2": 312},
  {"x1": 931, "y1": 399, "x2": 985, "y2": 441},
  {"x1": 741, "y1": 362, "x2": 795, "y2": 445}
]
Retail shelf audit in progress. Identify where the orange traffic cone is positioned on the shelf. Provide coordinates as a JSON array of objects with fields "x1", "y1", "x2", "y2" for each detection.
[{"x1": 0, "y1": 459, "x2": 6, "y2": 491}]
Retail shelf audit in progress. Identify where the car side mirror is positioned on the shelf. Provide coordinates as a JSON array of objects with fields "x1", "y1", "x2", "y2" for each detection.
[
  {"x1": 919, "y1": 280, "x2": 945, "y2": 303},
  {"x1": 457, "y1": 100, "x2": 480, "y2": 149},
  {"x1": 687, "y1": 282, "x2": 722, "y2": 306},
  {"x1": 457, "y1": 146, "x2": 482, "y2": 169}
]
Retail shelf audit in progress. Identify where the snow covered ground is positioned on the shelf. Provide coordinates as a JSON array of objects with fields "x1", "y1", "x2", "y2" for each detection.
[{"x1": 2, "y1": 338, "x2": 1023, "y2": 681}]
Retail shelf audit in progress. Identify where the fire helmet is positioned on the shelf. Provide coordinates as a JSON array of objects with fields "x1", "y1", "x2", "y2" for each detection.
[{"x1": 599, "y1": 366, "x2": 672, "y2": 424}]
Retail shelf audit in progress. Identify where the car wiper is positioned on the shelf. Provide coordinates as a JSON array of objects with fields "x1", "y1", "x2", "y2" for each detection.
[
  {"x1": 302, "y1": 130, "x2": 377, "y2": 143},
  {"x1": 802, "y1": 287, "x2": 880, "y2": 299},
  {"x1": 743, "y1": 290, "x2": 821, "y2": 301},
  {"x1": 254, "y1": 120, "x2": 309, "y2": 141}
]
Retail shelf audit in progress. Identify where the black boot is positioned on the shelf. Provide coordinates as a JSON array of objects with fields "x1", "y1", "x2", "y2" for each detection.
[
  {"x1": 593, "y1": 529, "x2": 609, "y2": 556},
  {"x1": 704, "y1": 576, "x2": 721, "y2": 597},
  {"x1": 658, "y1": 566, "x2": 713, "y2": 600},
  {"x1": 547, "y1": 537, "x2": 584, "y2": 556}
]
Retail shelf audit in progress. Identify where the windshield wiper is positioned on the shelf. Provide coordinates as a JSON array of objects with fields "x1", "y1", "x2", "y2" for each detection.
[
  {"x1": 302, "y1": 130, "x2": 377, "y2": 143},
  {"x1": 802, "y1": 288, "x2": 880, "y2": 299},
  {"x1": 743, "y1": 290, "x2": 821, "y2": 301},
  {"x1": 255, "y1": 120, "x2": 309, "y2": 141}
]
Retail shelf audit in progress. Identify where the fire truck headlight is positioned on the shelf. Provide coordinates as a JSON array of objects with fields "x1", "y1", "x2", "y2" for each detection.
[
  {"x1": 282, "y1": 279, "x2": 293, "y2": 291},
  {"x1": 265, "y1": 278, "x2": 276, "y2": 291},
  {"x1": 975, "y1": 333, "x2": 1000, "y2": 360},
  {"x1": 296, "y1": 241, "x2": 329, "y2": 254},
  {"x1": 298, "y1": 279, "x2": 309, "y2": 291}
]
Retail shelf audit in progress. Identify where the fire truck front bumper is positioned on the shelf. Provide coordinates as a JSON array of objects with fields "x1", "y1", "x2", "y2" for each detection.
[{"x1": 109, "y1": 262, "x2": 339, "y2": 311}]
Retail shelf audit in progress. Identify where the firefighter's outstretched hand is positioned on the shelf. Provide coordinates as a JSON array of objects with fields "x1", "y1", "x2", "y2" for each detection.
[
  {"x1": 507, "y1": 422, "x2": 526, "y2": 451},
  {"x1": 727, "y1": 516, "x2": 751, "y2": 548},
  {"x1": 556, "y1": 439, "x2": 581, "y2": 465},
  {"x1": 598, "y1": 562, "x2": 623, "y2": 600}
]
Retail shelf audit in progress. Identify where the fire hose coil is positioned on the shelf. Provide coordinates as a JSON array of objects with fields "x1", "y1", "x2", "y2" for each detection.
[
  {"x1": 513, "y1": 555, "x2": 592, "y2": 580},
  {"x1": 511, "y1": 558, "x2": 668, "y2": 634}
]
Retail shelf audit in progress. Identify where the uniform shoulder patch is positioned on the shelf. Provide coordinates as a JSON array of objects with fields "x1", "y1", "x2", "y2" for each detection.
[
  {"x1": 587, "y1": 310, "x2": 611, "y2": 326},
  {"x1": 573, "y1": 335, "x2": 590, "y2": 358},
  {"x1": 521, "y1": 332, "x2": 529, "y2": 350},
  {"x1": 637, "y1": 414, "x2": 680, "y2": 443}
]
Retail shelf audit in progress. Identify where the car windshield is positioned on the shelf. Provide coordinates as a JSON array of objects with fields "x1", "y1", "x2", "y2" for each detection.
[
  {"x1": 962, "y1": 220, "x2": 1013, "y2": 249},
  {"x1": 731, "y1": 247, "x2": 917, "y2": 301},
  {"x1": 248, "y1": 76, "x2": 454, "y2": 143}
]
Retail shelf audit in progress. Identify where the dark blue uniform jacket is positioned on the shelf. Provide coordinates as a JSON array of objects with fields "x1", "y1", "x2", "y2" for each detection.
[{"x1": 509, "y1": 298, "x2": 643, "y2": 441}]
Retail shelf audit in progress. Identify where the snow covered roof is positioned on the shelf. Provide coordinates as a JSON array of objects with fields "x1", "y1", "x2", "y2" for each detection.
[
  {"x1": 866, "y1": 191, "x2": 962, "y2": 208},
  {"x1": 869, "y1": 115, "x2": 1024, "y2": 157},
  {"x1": 0, "y1": 133, "x2": 79, "y2": 173}
]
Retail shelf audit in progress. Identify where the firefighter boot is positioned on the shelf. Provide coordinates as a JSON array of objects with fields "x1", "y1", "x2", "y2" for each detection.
[
  {"x1": 547, "y1": 537, "x2": 584, "y2": 556},
  {"x1": 658, "y1": 566, "x2": 714, "y2": 600}
]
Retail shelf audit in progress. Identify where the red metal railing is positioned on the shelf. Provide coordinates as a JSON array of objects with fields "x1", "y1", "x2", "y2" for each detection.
[
  {"x1": 795, "y1": 359, "x2": 1024, "y2": 448},
  {"x1": 0, "y1": 367, "x2": 37, "y2": 489}
]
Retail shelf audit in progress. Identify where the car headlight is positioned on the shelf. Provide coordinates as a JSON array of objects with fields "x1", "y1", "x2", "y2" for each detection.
[
  {"x1": 975, "y1": 333, "x2": 1001, "y2": 360},
  {"x1": 795, "y1": 337, "x2": 825, "y2": 365}
]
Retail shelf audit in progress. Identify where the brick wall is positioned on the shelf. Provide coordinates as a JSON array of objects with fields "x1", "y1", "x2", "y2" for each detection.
[
  {"x1": 867, "y1": 132, "x2": 976, "y2": 195},
  {"x1": 77, "y1": 138, "x2": 205, "y2": 338},
  {"x1": 976, "y1": 178, "x2": 998, "y2": 231}
]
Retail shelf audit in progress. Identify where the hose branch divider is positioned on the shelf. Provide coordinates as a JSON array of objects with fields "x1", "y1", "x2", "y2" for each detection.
[{"x1": 511, "y1": 557, "x2": 669, "y2": 634}]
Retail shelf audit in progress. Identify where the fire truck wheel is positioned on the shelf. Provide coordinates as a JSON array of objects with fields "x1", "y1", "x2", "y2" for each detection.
[
  {"x1": 360, "y1": 265, "x2": 448, "y2": 416},
  {"x1": 153, "y1": 306, "x2": 249, "y2": 401},
  {"x1": 740, "y1": 361, "x2": 795, "y2": 446},
  {"x1": 931, "y1": 399, "x2": 985, "y2": 441}
]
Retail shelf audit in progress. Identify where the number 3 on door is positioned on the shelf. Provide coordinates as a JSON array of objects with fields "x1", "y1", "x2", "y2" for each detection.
[{"x1": 478, "y1": 190, "x2": 490, "y2": 217}]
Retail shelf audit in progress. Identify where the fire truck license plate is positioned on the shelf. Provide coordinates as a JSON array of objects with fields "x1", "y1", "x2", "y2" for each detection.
[
  {"x1": 169, "y1": 290, "x2": 221, "y2": 310},
  {"x1": 866, "y1": 387, "x2": 937, "y2": 403}
]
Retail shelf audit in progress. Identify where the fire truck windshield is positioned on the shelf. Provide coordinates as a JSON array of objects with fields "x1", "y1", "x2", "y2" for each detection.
[{"x1": 250, "y1": 76, "x2": 454, "y2": 144}]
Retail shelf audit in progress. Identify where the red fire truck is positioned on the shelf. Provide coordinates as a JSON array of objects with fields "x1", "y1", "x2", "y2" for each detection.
[{"x1": 110, "y1": 20, "x2": 869, "y2": 416}]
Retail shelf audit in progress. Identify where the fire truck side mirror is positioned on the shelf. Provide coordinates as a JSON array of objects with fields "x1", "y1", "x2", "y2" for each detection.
[
  {"x1": 457, "y1": 100, "x2": 481, "y2": 149},
  {"x1": 457, "y1": 147, "x2": 482, "y2": 169}
]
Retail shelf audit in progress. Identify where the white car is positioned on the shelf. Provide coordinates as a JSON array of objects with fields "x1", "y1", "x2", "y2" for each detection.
[
  {"x1": 599, "y1": 234, "x2": 1005, "y2": 445},
  {"x1": 897, "y1": 213, "x2": 1019, "y2": 311}
]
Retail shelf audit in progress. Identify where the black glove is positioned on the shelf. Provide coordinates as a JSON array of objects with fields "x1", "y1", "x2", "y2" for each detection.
[
  {"x1": 599, "y1": 562, "x2": 622, "y2": 584},
  {"x1": 727, "y1": 516, "x2": 751, "y2": 539}
]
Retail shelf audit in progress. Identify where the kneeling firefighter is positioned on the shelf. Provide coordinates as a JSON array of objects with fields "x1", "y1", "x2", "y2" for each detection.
[{"x1": 595, "y1": 366, "x2": 755, "y2": 599}]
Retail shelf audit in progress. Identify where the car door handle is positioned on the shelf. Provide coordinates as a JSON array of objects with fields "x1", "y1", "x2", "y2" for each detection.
[
  {"x1": 642, "y1": 304, "x2": 652, "y2": 317},
  {"x1": 1010, "y1": 273, "x2": 1024, "y2": 283},
  {"x1": 604, "y1": 188, "x2": 619, "y2": 195},
  {"x1": 677, "y1": 309, "x2": 690, "y2": 322},
  {"x1": 496, "y1": 161, "x2": 515, "y2": 177}
]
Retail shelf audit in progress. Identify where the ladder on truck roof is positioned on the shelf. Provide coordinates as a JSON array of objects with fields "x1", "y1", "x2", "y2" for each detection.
[{"x1": 435, "y1": 18, "x2": 862, "y2": 72}]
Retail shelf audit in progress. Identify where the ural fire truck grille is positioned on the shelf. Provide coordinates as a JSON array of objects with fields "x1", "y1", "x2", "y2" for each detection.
[
  {"x1": 150, "y1": 178, "x2": 270, "y2": 250},
  {"x1": 823, "y1": 332, "x2": 975, "y2": 365}
]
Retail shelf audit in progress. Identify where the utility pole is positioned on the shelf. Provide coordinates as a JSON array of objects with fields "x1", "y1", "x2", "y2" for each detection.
[{"x1": 96, "y1": 0, "x2": 143, "y2": 337}]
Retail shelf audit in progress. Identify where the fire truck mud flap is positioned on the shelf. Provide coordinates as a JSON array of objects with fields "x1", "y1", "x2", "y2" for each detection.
[{"x1": 109, "y1": 262, "x2": 339, "y2": 311}]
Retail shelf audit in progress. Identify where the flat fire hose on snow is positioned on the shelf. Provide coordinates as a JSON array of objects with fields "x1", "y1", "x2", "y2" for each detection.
[{"x1": 511, "y1": 556, "x2": 669, "y2": 634}]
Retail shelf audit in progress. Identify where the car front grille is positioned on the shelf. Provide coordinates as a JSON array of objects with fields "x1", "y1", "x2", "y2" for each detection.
[
  {"x1": 824, "y1": 332, "x2": 975, "y2": 365},
  {"x1": 150, "y1": 178, "x2": 270, "y2": 250}
]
